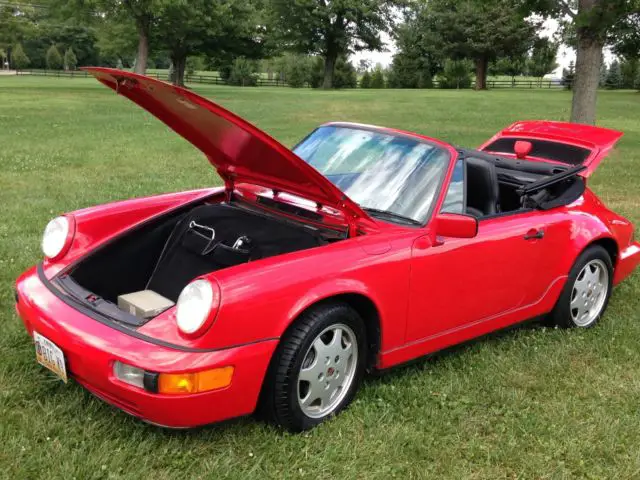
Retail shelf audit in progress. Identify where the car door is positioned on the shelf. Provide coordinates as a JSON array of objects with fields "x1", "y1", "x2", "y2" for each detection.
[
  {"x1": 406, "y1": 212, "x2": 549, "y2": 344},
  {"x1": 405, "y1": 161, "x2": 552, "y2": 345}
]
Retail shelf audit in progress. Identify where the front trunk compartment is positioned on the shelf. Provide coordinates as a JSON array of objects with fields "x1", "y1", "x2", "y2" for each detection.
[{"x1": 64, "y1": 202, "x2": 330, "y2": 323}]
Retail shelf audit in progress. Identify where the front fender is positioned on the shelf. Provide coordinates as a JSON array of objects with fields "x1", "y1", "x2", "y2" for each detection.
[
  {"x1": 41, "y1": 188, "x2": 221, "y2": 277},
  {"x1": 138, "y1": 233, "x2": 413, "y2": 353},
  {"x1": 285, "y1": 278, "x2": 379, "y2": 324}
]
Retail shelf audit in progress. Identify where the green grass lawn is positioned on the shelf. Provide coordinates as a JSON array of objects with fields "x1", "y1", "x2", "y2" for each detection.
[{"x1": 1, "y1": 77, "x2": 639, "y2": 479}]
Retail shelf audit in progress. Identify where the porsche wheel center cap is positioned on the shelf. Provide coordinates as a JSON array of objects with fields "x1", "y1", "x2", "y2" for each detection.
[{"x1": 327, "y1": 367, "x2": 335, "y2": 377}]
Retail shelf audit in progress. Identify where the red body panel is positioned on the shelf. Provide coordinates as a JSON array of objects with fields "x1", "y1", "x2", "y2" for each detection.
[
  {"x1": 82, "y1": 68, "x2": 368, "y2": 226},
  {"x1": 14, "y1": 78, "x2": 639, "y2": 428},
  {"x1": 16, "y1": 266, "x2": 277, "y2": 428},
  {"x1": 17, "y1": 184, "x2": 639, "y2": 427},
  {"x1": 480, "y1": 120, "x2": 623, "y2": 177}
]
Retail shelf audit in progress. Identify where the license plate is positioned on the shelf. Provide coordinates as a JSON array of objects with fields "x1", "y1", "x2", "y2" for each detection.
[{"x1": 34, "y1": 332, "x2": 67, "y2": 383}]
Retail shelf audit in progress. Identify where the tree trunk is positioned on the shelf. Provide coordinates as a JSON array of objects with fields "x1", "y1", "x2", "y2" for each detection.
[
  {"x1": 570, "y1": 34, "x2": 603, "y2": 125},
  {"x1": 170, "y1": 54, "x2": 186, "y2": 87},
  {"x1": 475, "y1": 56, "x2": 488, "y2": 90},
  {"x1": 322, "y1": 51, "x2": 337, "y2": 89},
  {"x1": 134, "y1": 23, "x2": 149, "y2": 75}
]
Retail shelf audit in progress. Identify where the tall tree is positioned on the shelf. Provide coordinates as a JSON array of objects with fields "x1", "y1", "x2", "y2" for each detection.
[
  {"x1": 612, "y1": 2, "x2": 640, "y2": 60},
  {"x1": 269, "y1": 0, "x2": 399, "y2": 89},
  {"x1": 0, "y1": 0, "x2": 39, "y2": 66},
  {"x1": 155, "y1": 0, "x2": 263, "y2": 87},
  {"x1": 64, "y1": 47, "x2": 77, "y2": 70},
  {"x1": 46, "y1": 44, "x2": 63, "y2": 69},
  {"x1": 387, "y1": 19, "x2": 440, "y2": 89},
  {"x1": 605, "y1": 59, "x2": 622, "y2": 88},
  {"x1": 621, "y1": 57, "x2": 640, "y2": 88},
  {"x1": 122, "y1": 0, "x2": 161, "y2": 75},
  {"x1": 522, "y1": 0, "x2": 638, "y2": 124},
  {"x1": 599, "y1": 57, "x2": 608, "y2": 87},
  {"x1": 12, "y1": 43, "x2": 30, "y2": 69},
  {"x1": 563, "y1": 60, "x2": 576, "y2": 89},
  {"x1": 491, "y1": 54, "x2": 528, "y2": 83},
  {"x1": 528, "y1": 38, "x2": 559, "y2": 84},
  {"x1": 417, "y1": 0, "x2": 537, "y2": 90}
]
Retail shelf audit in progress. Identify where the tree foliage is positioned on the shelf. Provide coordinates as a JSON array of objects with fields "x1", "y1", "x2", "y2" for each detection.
[
  {"x1": 437, "y1": 59, "x2": 473, "y2": 89},
  {"x1": 360, "y1": 71, "x2": 372, "y2": 88},
  {"x1": 620, "y1": 57, "x2": 640, "y2": 89},
  {"x1": 521, "y1": 0, "x2": 638, "y2": 123},
  {"x1": 605, "y1": 59, "x2": 622, "y2": 88},
  {"x1": 490, "y1": 55, "x2": 527, "y2": 81},
  {"x1": 12, "y1": 43, "x2": 30, "y2": 69},
  {"x1": 386, "y1": 21, "x2": 438, "y2": 89},
  {"x1": 309, "y1": 55, "x2": 357, "y2": 88},
  {"x1": 416, "y1": 0, "x2": 537, "y2": 90},
  {"x1": 370, "y1": 65, "x2": 385, "y2": 88},
  {"x1": 156, "y1": 0, "x2": 263, "y2": 86},
  {"x1": 269, "y1": 0, "x2": 399, "y2": 88},
  {"x1": 285, "y1": 55, "x2": 313, "y2": 88},
  {"x1": 562, "y1": 60, "x2": 575, "y2": 90},
  {"x1": 64, "y1": 47, "x2": 78, "y2": 70},
  {"x1": 46, "y1": 44, "x2": 63, "y2": 70},
  {"x1": 528, "y1": 38, "x2": 559, "y2": 82},
  {"x1": 228, "y1": 56, "x2": 259, "y2": 86}
]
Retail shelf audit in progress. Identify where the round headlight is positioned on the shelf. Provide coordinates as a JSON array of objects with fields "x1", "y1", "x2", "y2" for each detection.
[
  {"x1": 42, "y1": 216, "x2": 72, "y2": 259},
  {"x1": 176, "y1": 279, "x2": 217, "y2": 335}
]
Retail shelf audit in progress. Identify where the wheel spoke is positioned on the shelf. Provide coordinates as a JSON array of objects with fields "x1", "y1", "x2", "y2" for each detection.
[
  {"x1": 312, "y1": 337, "x2": 328, "y2": 358},
  {"x1": 570, "y1": 291, "x2": 580, "y2": 308},
  {"x1": 318, "y1": 383, "x2": 334, "y2": 407},
  {"x1": 327, "y1": 328, "x2": 343, "y2": 355},
  {"x1": 298, "y1": 358, "x2": 322, "y2": 383}
]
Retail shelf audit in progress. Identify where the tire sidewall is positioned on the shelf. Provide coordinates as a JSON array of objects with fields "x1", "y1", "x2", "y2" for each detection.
[{"x1": 553, "y1": 245, "x2": 613, "y2": 329}]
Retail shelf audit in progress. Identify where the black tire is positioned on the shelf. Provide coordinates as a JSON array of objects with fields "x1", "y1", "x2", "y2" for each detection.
[
  {"x1": 547, "y1": 245, "x2": 613, "y2": 329},
  {"x1": 260, "y1": 302, "x2": 367, "y2": 432}
]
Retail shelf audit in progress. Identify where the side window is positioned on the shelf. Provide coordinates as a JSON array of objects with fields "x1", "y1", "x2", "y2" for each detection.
[{"x1": 441, "y1": 159, "x2": 465, "y2": 214}]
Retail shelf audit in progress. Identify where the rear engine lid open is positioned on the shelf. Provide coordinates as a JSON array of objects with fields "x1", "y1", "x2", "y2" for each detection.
[{"x1": 480, "y1": 121, "x2": 623, "y2": 178}]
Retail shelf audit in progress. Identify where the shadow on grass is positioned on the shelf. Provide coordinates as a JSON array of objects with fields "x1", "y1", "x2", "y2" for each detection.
[{"x1": 364, "y1": 317, "x2": 546, "y2": 385}]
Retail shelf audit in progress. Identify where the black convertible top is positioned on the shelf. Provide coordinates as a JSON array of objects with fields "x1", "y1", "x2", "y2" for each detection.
[{"x1": 457, "y1": 148, "x2": 569, "y2": 176}]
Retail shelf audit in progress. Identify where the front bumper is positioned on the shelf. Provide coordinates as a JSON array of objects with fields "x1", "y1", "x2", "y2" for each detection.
[
  {"x1": 614, "y1": 242, "x2": 640, "y2": 285},
  {"x1": 15, "y1": 266, "x2": 277, "y2": 428}
]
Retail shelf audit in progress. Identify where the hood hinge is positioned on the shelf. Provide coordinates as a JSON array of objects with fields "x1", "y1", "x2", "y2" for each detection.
[{"x1": 224, "y1": 176, "x2": 235, "y2": 202}]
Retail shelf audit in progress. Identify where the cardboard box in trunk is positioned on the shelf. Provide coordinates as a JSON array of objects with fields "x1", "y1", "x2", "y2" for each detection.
[{"x1": 117, "y1": 290, "x2": 174, "y2": 319}]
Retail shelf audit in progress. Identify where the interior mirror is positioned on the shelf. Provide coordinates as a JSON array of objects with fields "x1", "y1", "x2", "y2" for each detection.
[{"x1": 435, "y1": 213, "x2": 478, "y2": 239}]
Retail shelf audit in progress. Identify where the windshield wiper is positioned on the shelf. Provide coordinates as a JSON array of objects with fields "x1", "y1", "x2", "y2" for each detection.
[{"x1": 363, "y1": 208, "x2": 422, "y2": 226}]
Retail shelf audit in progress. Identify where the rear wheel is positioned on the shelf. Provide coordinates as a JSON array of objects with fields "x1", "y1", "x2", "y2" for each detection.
[
  {"x1": 261, "y1": 302, "x2": 367, "y2": 432},
  {"x1": 548, "y1": 245, "x2": 613, "y2": 329}
]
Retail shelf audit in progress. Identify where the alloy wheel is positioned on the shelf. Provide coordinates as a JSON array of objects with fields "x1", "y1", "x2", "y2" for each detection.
[
  {"x1": 570, "y1": 258, "x2": 609, "y2": 327},
  {"x1": 297, "y1": 323, "x2": 358, "y2": 419}
]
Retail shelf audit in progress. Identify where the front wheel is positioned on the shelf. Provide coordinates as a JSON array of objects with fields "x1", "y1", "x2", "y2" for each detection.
[
  {"x1": 548, "y1": 245, "x2": 613, "y2": 329},
  {"x1": 261, "y1": 302, "x2": 367, "y2": 432}
]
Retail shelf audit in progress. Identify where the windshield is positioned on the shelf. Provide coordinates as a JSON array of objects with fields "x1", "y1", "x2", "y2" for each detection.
[{"x1": 293, "y1": 125, "x2": 451, "y2": 224}]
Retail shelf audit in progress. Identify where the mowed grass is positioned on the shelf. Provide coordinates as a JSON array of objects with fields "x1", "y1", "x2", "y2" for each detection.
[{"x1": 1, "y1": 76, "x2": 639, "y2": 479}]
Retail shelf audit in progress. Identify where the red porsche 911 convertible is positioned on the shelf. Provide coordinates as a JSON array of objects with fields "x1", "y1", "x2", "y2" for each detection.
[{"x1": 16, "y1": 68, "x2": 640, "y2": 431}]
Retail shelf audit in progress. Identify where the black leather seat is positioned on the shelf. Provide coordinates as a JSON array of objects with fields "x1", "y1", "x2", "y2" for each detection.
[{"x1": 465, "y1": 157, "x2": 500, "y2": 217}]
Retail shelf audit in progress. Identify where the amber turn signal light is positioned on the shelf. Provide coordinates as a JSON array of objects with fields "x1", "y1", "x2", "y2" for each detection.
[{"x1": 157, "y1": 366, "x2": 234, "y2": 394}]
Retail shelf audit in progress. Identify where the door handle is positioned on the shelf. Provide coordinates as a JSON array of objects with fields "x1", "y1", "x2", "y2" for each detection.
[{"x1": 524, "y1": 228, "x2": 544, "y2": 240}]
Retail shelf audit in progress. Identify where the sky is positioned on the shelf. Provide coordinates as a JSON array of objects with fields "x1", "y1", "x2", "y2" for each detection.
[{"x1": 351, "y1": 19, "x2": 615, "y2": 78}]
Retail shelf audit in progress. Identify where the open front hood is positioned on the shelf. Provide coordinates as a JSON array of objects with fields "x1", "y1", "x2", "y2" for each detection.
[
  {"x1": 481, "y1": 121, "x2": 623, "y2": 177},
  {"x1": 83, "y1": 68, "x2": 369, "y2": 227}
]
